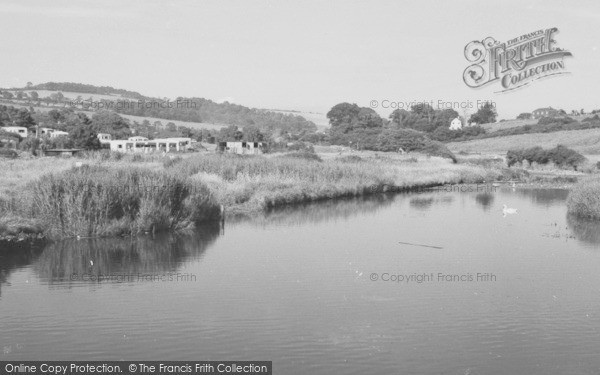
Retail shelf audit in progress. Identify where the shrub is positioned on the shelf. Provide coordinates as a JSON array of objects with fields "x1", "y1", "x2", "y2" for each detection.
[
  {"x1": 506, "y1": 145, "x2": 586, "y2": 170},
  {"x1": 0, "y1": 148, "x2": 18, "y2": 159},
  {"x1": 538, "y1": 116, "x2": 574, "y2": 125},
  {"x1": 583, "y1": 114, "x2": 600, "y2": 122},
  {"x1": 547, "y1": 145, "x2": 586, "y2": 169},
  {"x1": 374, "y1": 128, "x2": 457, "y2": 162}
]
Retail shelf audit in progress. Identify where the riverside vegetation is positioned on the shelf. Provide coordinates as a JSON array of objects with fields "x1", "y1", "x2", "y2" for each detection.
[{"x1": 0, "y1": 149, "x2": 535, "y2": 242}]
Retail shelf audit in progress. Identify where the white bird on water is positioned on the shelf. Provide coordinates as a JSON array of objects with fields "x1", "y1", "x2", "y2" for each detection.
[{"x1": 502, "y1": 204, "x2": 517, "y2": 217}]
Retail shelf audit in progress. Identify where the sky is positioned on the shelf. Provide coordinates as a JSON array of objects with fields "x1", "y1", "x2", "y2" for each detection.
[{"x1": 1, "y1": 0, "x2": 599, "y2": 120}]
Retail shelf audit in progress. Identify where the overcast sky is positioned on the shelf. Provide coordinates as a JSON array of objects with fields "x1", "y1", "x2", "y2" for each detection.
[{"x1": 1, "y1": 0, "x2": 598, "y2": 119}]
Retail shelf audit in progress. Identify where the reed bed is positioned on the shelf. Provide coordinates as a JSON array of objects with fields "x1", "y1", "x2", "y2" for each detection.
[
  {"x1": 24, "y1": 166, "x2": 220, "y2": 238},
  {"x1": 169, "y1": 153, "x2": 501, "y2": 214},
  {"x1": 0, "y1": 150, "x2": 534, "y2": 239},
  {"x1": 567, "y1": 178, "x2": 600, "y2": 219}
]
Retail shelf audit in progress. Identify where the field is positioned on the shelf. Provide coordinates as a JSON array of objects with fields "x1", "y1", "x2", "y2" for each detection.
[
  {"x1": 448, "y1": 128, "x2": 600, "y2": 155},
  {"x1": 480, "y1": 119, "x2": 537, "y2": 132},
  {"x1": 479, "y1": 115, "x2": 591, "y2": 133}
]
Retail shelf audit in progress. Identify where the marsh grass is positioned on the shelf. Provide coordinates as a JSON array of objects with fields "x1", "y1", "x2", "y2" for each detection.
[
  {"x1": 567, "y1": 178, "x2": 600, "y2": 219},
  {"x1": 25, "y1": 166, "x2": 220, "y2": 238},
  {"x1": 169, "y1": 153, "x2": 504, "y2": 214},
  {"x1": 0, "y1": 149, "x2": 554, "y2": 239}
]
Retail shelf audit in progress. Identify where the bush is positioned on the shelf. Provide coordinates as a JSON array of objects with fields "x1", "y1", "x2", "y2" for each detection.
[
  {"x1": 0, "y1": 148, "x2": 18, "y2": 159},
  {"x1": 582, "y1": 114, "x2": 600, "y2": 122},
  {"x1": 506, "y1": 145, "x2": 586, "y2": 170},
  {"x1": 537, "y1": 116, "x2": 574, "y2": 125},
  {"x1": 374, "y1": 128, "x2": 457, "y2": 162}
]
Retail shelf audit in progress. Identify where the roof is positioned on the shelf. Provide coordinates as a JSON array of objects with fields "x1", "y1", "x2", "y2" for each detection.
[
  {"x1": 45, "y1": 149, "x2": 84, "y2": 152},
  {"x1": 533, "y1": 107, "x2": 556, "y2": 112}
]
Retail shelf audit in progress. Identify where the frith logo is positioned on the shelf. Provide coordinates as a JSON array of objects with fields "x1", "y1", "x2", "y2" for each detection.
[{"x1": 463, "y1": 28, "x2": 572, "y2": 92}]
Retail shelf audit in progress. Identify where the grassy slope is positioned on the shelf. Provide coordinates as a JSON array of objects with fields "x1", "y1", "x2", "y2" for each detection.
[{"x1": 447, "y1": 128, "x2": 600, "y2": 155}]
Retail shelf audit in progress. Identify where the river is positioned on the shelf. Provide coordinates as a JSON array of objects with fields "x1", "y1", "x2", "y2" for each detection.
[{"x1": 1, "y1": 187, "x2": 600, "y2": 374}]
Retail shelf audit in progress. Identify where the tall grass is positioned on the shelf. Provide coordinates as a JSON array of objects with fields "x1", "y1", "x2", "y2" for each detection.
[
  {"x1": 567, "y1": 178, "x2": 600, "y2": 219},
  {"x1": 167, "y1": 153, "x2": 502, "y2": 214},
  {"x1": 0, "y1": 150, "x2": 528, "y2": 239},
  {"x1": 26, "y1": 166, "x2": 220, "y2": 238}
]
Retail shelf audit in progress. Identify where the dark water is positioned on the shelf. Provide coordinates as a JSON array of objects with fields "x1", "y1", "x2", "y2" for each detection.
[{"x1": 2, "y1": 188, "x2": 600, "y2": 374}]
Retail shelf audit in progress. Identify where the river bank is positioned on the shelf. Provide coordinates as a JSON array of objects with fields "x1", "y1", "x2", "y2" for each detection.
[{"x1": 0, "y1": 149, "x2": 591, "y2": 243}]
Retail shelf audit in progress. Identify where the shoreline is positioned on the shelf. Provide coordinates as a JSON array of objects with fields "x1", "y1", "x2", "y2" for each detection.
[{"x1": 0, "y1": 151, "x2": 588, "y2": 246}]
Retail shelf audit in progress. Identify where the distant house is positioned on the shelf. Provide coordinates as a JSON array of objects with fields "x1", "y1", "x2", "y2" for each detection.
[
  {"x1": 39, "y1": 127, "x2": 56, "y2": 136},
  {"x1": 49, "y1": 130, "x2": 69, "y2": 138},
  {"x1": 98, "y1": 133, "x2": 112, "y2": 144},
  {"x1": 532, "y1": 107, "x2": 558, "y2": 119},
  {"x1": 3, "y1": 126, "x2": 28, "y2": 137},
  {"x1": 128, "y1": 136, "x2": 149, "y2": 142},
  {"x1": 449, "y1": 117, "x2": 462, "y2": 130},
  {"x1": 104, "y1": 137, "x2": 192, "y2": 153},
  {"x1": 218, "y1": 141, "x2": 265, "y2": 155}
]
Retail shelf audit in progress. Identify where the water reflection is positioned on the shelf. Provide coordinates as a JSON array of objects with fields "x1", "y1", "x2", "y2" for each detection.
[
  {"x1": 0, "y1": 247, "x2": 43, "y2": 297},
  {"x1": 409, "y1": 197, "x2": 435, "y2": 211},
  {"x1": 475, "y1": 193, "x2": 495, "y2": 211},
  {"x1": 408, "y1": 197, "x2": 454, "y2": 211},
  {"x1": 236, "y1": 194, "x2": 398, "y2": 227},
  {"x1": 33, "y1": 223, "x2": 221, "y2": 285},
  {"x1": 516, "y1": 188, "x2": 569, "y2": 207},
  {"x1": 567, "y1": 214, "x2": 600, "y2": 246}
]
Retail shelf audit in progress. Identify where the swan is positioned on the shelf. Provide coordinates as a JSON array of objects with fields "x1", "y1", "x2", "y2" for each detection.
[{"x1": 502, "y1": 204, "x2": 517, "y2": 217}]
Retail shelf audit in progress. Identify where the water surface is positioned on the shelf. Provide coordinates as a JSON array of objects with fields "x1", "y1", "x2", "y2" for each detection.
[{"x1": 1, "y1": 188, "x2": 600, "y2": 374}]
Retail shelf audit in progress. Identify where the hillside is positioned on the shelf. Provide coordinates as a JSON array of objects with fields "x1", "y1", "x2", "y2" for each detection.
[
  {"x1": 5, "y1": 82, "x2": 318, "y2": 136},
  {"x1": 448, "y1": 128, "x2": 600, "y2": 155},
  {"x1": 479, "y1": 115, "x2": 591, "y2": 133}
]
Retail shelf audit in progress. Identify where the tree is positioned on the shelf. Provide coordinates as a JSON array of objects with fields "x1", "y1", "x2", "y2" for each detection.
[
  {"x1": 2, "y1": 91, "x2": 14, "y2": 100},
  {"x1": 389, "y1": 109, "x2": 411, "y2": 127},
  {"x1": 326, "y1": 103, "x2": 362, "y2": 128},
  {"x1": 26, "y1": 82, "x2": 33, "y2": 88},
  {"x1": 91, "y1": 110, "x2": 131, "y2": 138},
  {"x1": 243, "y1": 125, "x2": 265, "y2": 142},
  {"x1": 166, "y1": 122, "x2": 177, "y2": 132},
  {"x1": 516, "y1": 112, "x2": 532, "y2": 120},
  {"x1": 69, "y1": 124, "x2": 102, "y2": 150},
  {"x1": 30, "y1": 91, "x2": 39, "y2": 101},
  {"x1": 218, "y1": 125, "x2": 243, "y2": 142},
  {"x1": 469, "y1": 102, "x2": 497, "y2": 124}
]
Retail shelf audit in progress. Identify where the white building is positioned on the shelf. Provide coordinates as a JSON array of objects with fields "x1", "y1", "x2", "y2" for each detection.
[
  {"x1": 105, "y1": 137, "x2": 192, "y2": 153},
  {"x1": 97, "y1": 133, "x2": 112, "y2": 142},
  {"x1": 128, "y1": 136, "x2": 149, "y2": 142},
  {"x1": 39, "y1": 127, "x2": 69, "y2": 138},
  {"x1": 2, "y1": 126, "x2": 28, "y2": 137},
  {"x1": 40, "y1": 127, "x2": 56, "y2": 136},
  {"x1": 449, "y1": 117, "x2": 462, "y2": 130},
  {"x1": 218, "y1": 141, "x2": 265, "y2": 155},
  {"x1": 49, "y1": 130, "x2": 69, "y2": 138}
]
